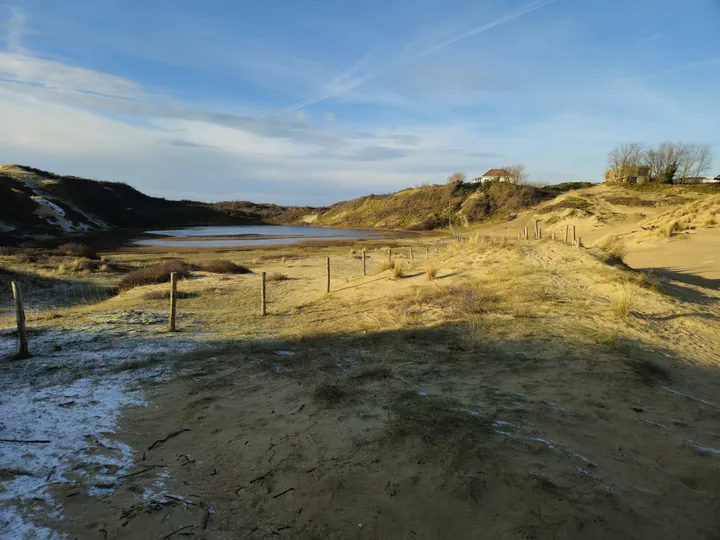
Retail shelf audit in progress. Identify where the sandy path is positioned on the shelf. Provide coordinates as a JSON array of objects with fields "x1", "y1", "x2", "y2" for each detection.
[{"x1": 625, "y1": 228, "x2": 720, "y2": 287}]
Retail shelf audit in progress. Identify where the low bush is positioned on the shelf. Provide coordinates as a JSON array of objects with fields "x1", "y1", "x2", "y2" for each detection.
[
  {"x1": 200, "y1": 260, "x2": 251, "y2": 274},
  {"x1": 392, "y1": 264, "x2": 405, "y2": 279},
  {"x1": 143, "y1": 289, "x2": 196, "y2": 301},
  {"x1": 267, "y1": 272, "x2": 289, "y2": 281},
  {"x1": 57, "y1": 243, "x2": 97, "y2": 259},
  {"x1": 118, "y1": 260, "x2": 192, "y2": 291}
]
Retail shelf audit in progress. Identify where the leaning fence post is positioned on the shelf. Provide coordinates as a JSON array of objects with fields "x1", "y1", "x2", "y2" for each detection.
[
  {"x1": 260, "y1": 272, "x2": 267, "y2": 316},
  {"x1": 362, "y1": 250, "x2": 367, "y2": 276},
  {"x1": 169, "y1": 272, "x2": 178, "y2": 332},
  {"x1": 564, "y1": 225, "x2": 569, "y2": 244},
  {"x1": 11, "y1": 282, "x2": 29, "y2": 358},
  {"x1": 326, "y1": 257, "x2": 331, "y2": 293}
]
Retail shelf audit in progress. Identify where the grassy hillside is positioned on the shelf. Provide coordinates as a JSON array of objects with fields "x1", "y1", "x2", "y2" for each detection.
[
  {"x1": 317, "y1": 181, "x2": 591, "y2": 230},
  {"x1": 0, "y1": 165, "x2": 317, "y2": 244}
]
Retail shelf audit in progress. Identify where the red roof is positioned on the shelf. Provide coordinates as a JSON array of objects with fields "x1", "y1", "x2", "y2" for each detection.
[{"x1": 482, "y1": 168, "x2": 511, "y2": 177}]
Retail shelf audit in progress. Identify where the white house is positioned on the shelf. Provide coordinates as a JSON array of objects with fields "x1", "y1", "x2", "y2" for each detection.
[
  {"x1": 472, "y1": 168, "x2": 514, "y2": 184},
  {"x1": 675, "y1": 176, "x2": 720, "y2": 184}
]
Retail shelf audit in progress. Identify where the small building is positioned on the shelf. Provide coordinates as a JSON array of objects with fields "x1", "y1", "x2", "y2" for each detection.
[
  {"x1": 605, "y1": 165, "x2": 650, "y2": 184},
  {"x1": 472, "y1": 168, "x2": 514, "y2": 184}
]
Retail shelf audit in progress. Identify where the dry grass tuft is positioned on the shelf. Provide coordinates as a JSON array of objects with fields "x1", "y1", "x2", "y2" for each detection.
[
  {"x1": 425, "y1": 263, "x2": 439, "y2": 281},
  {"x1": 386, "y1": 392, "x2": 492, "y2": 456},
  {"x1": 118, "y1": 260, "x2": 192, "y2": 291},
  {"x1": 267, "y1": 272, "x2": 289, "y2": 281},
  {"x1": 313, "y1": 381, "x2": 348, "y2": 407},
  {"x1": 611, "y1": 282, "x2": 635, "y2": 319},
  {"x1": 413, "y1": 282, "x2": 497, "y2": 317},
  {"x1": 200, "y1": 260, "x2": 251, "y2": 274},
  {"x1": 595, "y1": 234, "x2": 627, "y2": 263},
  {"x1": 57, "y1": 257, "x2": 98, "y2": 274},
  {"x1": 379, "y1": 260, "x2": 396, "y2": 272},
  {"x1": 392, "y1": 263, "x2": 406, "y2": 279}
]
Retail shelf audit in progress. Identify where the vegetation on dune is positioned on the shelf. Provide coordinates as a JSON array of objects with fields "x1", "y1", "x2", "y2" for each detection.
[
  {"x1": 199, "y1": 260, "x2": 252, "y2": 274},
  {"x1": 317, "y1": 181, "x2": 564, "y2": 230},
  {"x1": 212, "y1": 201, "x2": 323, "y2": 223},
  {"x1": 118, "y1": 260, "x2": 193, "y2": 291}
]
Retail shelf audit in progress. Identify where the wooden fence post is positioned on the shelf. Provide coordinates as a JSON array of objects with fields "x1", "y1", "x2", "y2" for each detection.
[
  {"x1": 524, "y1": 227, "x2": 528, "y2": 240},
  {"x1": 425, "y1": 247, "x2": 429, "y2": 260},
  {"x1": 533, "y1": 219, "x2": 539, "y2": 240},
  {"x1": 388, "y1": 248, "x2": 392, "y2": 265},
  {"x1": 572, "y1": 225, "x2": 576, "y2": 245},
  {"x1": 409, "y1": 248, "x2": 414, "y2": 264},
  {"x1": 564, "y1": 225, "x2": 569, "y2": 244},
  {"x1": 326, "y1": 257, "x2": 331, "y2": 293},
  {"x1": 577, "y1": 237, "x2": 582, "y2": 249},
  {"x1": 551, "y1": 232, "x2": 556, "y2": 241},
  {"x1": 362, "y1": 250, "x2": 367, "y2": 276},
  {"x1": 260, "y1": 272, "x2": 267, "y2": 316},
  {"x1": 11, "y1": 282, "x2": 29, "y2": 358},
  {"x1": 169, "y1": 272, "x2": 177, "y2": 332},
  {"x1": 538, "y1": 227, "x2": 542, "y2": 240}
]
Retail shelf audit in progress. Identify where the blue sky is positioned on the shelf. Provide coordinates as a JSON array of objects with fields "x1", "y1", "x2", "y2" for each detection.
[{"x1": 1, "y1": 0, "x2": 718, "y2": 205}]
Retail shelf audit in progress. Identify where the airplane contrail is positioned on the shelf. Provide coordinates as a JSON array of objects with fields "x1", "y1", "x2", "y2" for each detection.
[{"x1": 290, "y1": 0, "x2": 561, "y2": 110}]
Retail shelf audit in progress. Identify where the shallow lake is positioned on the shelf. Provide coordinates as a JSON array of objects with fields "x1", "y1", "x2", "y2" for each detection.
[{"x1": 133, "y1": 225, "x2": 401, "y2": 247}]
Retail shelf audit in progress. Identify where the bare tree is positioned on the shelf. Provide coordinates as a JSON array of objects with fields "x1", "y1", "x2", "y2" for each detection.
[
  {"x1": 446, "y1": 172, "x2": 466, "y2": 184},
  {"x1": 677, "y1": 144, "x2": 712, "y2": 181},
  {"x1": 503, "y1": 164, "x2": 528, "y2": 185},
  {"x1": 646, "y1": 142, "x2": 712, "y2": 183},
  {"x1": 607, "y1": 143, "x2": 645, "y2": 171}
]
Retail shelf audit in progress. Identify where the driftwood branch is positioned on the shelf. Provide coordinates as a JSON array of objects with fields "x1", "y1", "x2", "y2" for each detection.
[
  {"x1": 147, "y1": 429, "x2": 192, "y2": 451},
  {"x1": 0, "y1": 438, "x2": 51, "y2": 444}
]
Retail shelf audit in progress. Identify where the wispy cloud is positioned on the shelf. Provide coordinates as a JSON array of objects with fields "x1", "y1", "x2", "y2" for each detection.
[
  {"x1": 0, "y1": 52, "x2": 145, "y2": 99},
  {"x1": 291, "y1": 0, "x2": 560, "y2": 110},
  {"x1": 6, "y1": 7, "x2": 26, "y2": 54}
]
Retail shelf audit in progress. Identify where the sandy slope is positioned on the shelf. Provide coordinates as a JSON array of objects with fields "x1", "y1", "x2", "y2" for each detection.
[{"x1": 3, "y1": 234, "x2": 719, "y2": 539}]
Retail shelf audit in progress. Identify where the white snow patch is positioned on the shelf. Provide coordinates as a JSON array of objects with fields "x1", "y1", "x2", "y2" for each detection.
[{"x1": 0, "y1": 322, "x2": 201, "y2": 537}]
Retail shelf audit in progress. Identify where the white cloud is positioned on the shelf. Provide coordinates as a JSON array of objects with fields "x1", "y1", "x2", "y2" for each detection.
[{"x1": 0, "y1": 52, "x2": 145, "y2": 98}]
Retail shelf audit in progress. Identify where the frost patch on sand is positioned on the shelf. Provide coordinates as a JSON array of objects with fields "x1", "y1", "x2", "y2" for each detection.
[
  {"x1": 684, "y1": 439, "x2": 720, "y2": 455},
  {"x1": 662, "y1": 386, "x2": 720, "y2": 412},
  {"x1": 0, "y1": 326, "x2": 200, "y2": 538}
]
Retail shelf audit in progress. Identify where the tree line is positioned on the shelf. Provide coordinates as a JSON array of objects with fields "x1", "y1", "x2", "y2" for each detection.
[{"x1": 607, "y1": 142, "x2": 713, "y2": 184}]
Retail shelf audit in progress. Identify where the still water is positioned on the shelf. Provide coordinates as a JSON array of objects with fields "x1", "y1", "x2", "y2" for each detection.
[{"x1": 134, "y1": 225, "x2": 399, "y2": 247}]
